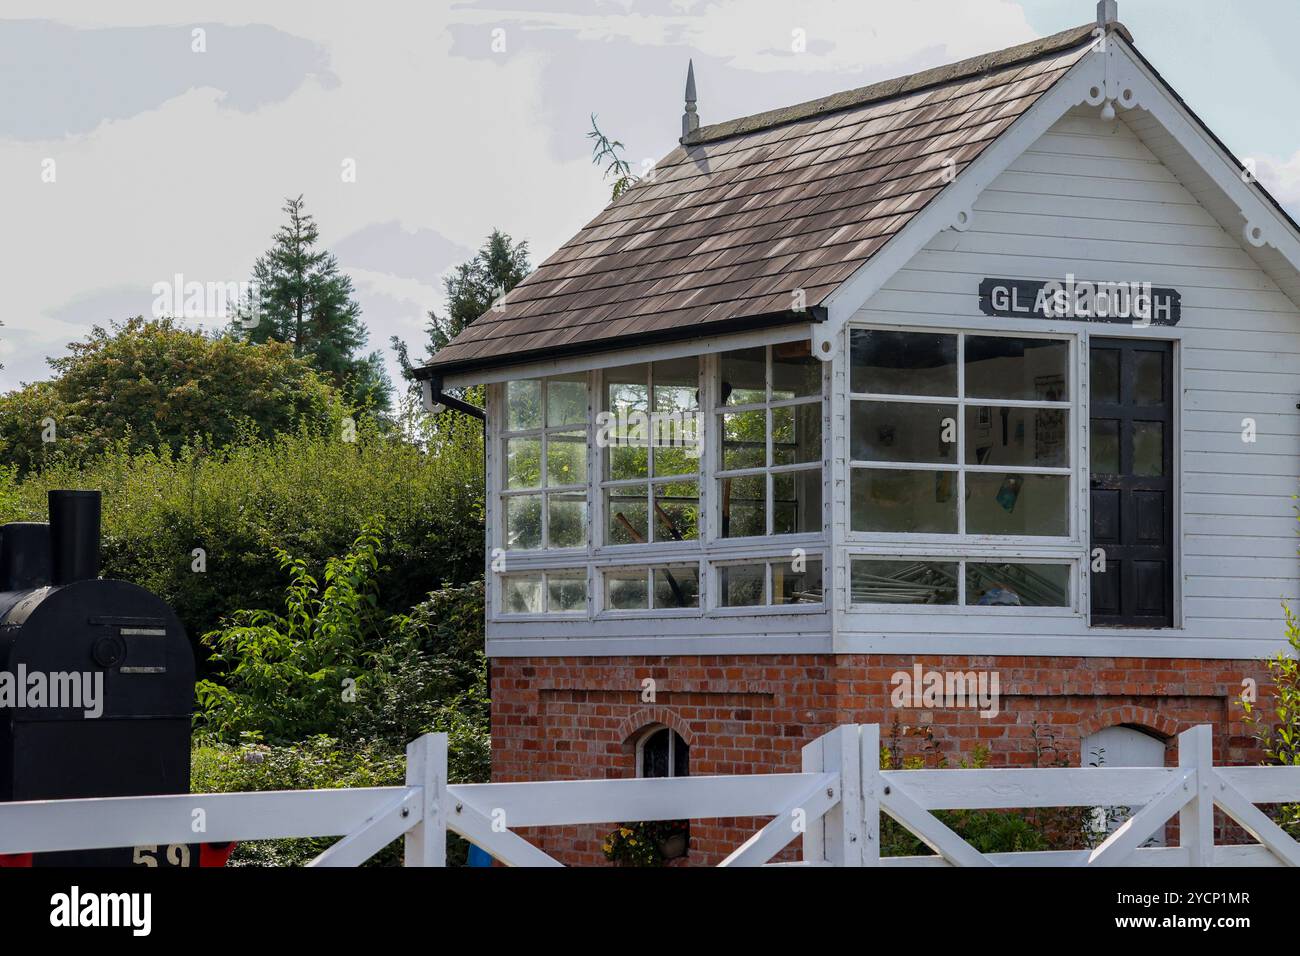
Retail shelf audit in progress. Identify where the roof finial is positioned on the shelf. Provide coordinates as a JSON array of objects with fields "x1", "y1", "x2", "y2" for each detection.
[
  {"x1": 682, "y1": 60, "x2": 699, "y2": 139},
  {"x1": 1097, "y1": 0, "x2": 1118, "y2": 26}
]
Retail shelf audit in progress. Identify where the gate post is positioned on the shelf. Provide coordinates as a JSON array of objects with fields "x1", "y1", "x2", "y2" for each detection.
[
  {"x1": 404, "y1": 733, "x2": 448, "y2": 867},
  {"x1": 1177, "y1": 724, "x2": 1215, "y2": 866},
  {"x1": 861, "y1": 724, "x2": 881, "y2": 866},
  {"x1": 802, "y1": 725, "x2": 864, "y2": 866}
]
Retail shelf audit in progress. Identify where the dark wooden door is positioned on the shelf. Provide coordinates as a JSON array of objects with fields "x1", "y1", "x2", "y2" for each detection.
[{"x1": 1088, "y1": 339, "x2": 1173, "y2": 627}]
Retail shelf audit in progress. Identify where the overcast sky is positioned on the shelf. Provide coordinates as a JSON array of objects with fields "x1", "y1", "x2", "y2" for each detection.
[{"x1": 2, "y1": 0, "x2": 1297, "y2": 393}]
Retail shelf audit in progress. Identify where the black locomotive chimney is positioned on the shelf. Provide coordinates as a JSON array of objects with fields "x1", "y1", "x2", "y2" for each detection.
[
  {"x1": 48, "y1": 489, "x2": 101, "y2": 586},
  {"x1": 0, "y1": 522, "x2": 52, "y2": 591}
]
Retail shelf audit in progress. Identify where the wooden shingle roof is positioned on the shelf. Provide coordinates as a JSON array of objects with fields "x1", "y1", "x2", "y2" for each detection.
[{"x1": 421, "y1": 22, "x2": 1113, "y2": 378}]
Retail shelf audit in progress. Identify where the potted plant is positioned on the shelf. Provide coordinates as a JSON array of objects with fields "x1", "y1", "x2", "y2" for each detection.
[{"x1": 602, "y1": 820, "x2": 690, "y2": 866}]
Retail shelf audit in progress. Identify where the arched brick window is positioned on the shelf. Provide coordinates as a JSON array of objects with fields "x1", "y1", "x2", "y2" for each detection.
[{"x1": 636, "y1": 724, "x2": 690, "y2": 778}]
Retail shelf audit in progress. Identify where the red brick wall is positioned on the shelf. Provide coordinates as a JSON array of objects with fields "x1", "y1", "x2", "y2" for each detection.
[{"x1": 490, "y1": 654, "x2": 1273, "y2": 865}]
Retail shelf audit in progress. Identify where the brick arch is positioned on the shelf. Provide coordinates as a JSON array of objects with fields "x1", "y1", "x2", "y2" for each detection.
[
  {"x1": 1079, "y1": 706, "x2": 1180, "y2": 741},
  {"x1": 616, "y1": 706, "x2": 696, "y2": 748}
]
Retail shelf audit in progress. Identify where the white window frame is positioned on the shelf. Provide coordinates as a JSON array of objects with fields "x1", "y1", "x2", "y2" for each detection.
[
  {"x1": 845, "y1": 553, "x2": 1077, "y2": 615},
  {"x1": 710, "y1": 345, "x2": 828, "y2": 545},
  {"x1": 598, "y1": 562, "x2": 705, "y2": 618},
  {"x1": 496, "y1": 567, "x2": 590, "y2": 619},
  {"x1": 635, "y1": 724, "x2": 688, "y2": 779},
  {"x1": 596, "y1": 360, "x2": 704, "y2": 550},
  {"x1": 497, "y1": 375, "x2": 592, "y2": 554},
  {"x1": 845, "y1": 323, "x2": 1082, "y2": 556},
  {"x1": 487, "y1": 336, "x2": 832, "y2": 624},
  {"x1": 709, "y1": 553, "x2": 827, "y2": 615}
]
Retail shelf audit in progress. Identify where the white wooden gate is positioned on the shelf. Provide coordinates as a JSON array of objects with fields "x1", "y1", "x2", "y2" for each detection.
[{"x1": 0, "y1": 724, "x2": 1297, "y2": 866}]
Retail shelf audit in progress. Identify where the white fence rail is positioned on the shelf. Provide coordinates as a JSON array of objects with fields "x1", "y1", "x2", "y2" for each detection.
[{"x1": 0, "y1": 725, "x2": 1297, "y2": 867}]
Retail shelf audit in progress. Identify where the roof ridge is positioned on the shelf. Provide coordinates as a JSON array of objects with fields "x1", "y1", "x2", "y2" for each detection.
[{"x1": 683, "y1": 21, "x2": 1129, "y2": 147}]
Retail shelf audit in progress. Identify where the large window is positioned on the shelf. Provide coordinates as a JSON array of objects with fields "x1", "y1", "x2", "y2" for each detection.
[
  {"x1": 849, "y1": 330, "x2": 1071, "y2": 538},
  {"x1": 501, "y1": 374, "x2": 590, "y2": 550},
  {"x1": 601, "y1": 358, "x2": 701, "y2": 546},
  {"x1": 717, "y1": 343, "x2": 823, "y2": 538}
]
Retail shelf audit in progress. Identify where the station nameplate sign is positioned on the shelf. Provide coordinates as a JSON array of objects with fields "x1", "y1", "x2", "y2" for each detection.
[{"x1": 978, "y1": 277, "x2": 1181, "y2": 326}]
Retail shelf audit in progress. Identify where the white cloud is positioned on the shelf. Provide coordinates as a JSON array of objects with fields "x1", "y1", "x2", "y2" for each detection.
[{"x1": 1252, "y1": 151, "x2": 1300, "y2": 220}]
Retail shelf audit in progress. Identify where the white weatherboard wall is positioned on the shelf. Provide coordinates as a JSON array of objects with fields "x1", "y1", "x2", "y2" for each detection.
[{"x1": 839, "y1": 107, "x2": 1300, "y2": 659}]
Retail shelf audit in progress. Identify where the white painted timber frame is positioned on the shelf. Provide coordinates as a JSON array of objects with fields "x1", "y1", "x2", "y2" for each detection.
[
  {"x1": 467, "y1": 28, "x2": 1300, "y2": 661},
  {"x1": 2, "y1": 724, "x2": 1297, "y2": 867}
]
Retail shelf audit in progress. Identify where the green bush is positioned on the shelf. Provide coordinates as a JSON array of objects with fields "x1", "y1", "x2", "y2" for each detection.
[
  {"x1": 879, "y1": 721, "x2": 1120, "y2": 857},
  {"x1": 191, "y1": 529, "x2": 490, "y2": 866},
  {"x1": 0, "y1": 420, "x2": 484, "y2": 653},
  {"x1": 1242, "y1": 601, "x2": 1300, "y2": 835},
  {"x1": 0, "y1": 317, "x2": 339, "y2": 474},
  {"x1": 191, "y1": 735, "x2": 474, "y2": 867}
]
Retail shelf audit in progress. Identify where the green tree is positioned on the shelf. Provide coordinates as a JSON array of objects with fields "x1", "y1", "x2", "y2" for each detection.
[
  {"x1": 588, "y1": 114, "x2": 640, "y2": 200},
  {"x1": 239, "y1": 195, "x2": 391, "y2": 412},
  {"x1": 392, "y1": 229, "x2": 531, "y2": 386},
  {"x1": 0, "y1": 317, "x2": 337, "y2": 473}
]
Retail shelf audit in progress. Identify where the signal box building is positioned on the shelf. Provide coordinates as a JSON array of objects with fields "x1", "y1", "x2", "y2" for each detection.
[{"x1": 416, "y1": 9, "x2": 1300, "y2": 864}]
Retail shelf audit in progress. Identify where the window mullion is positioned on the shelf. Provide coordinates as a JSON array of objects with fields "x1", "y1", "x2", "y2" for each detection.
[{"x1": 957, "y1": 333, "x2": 966, "y2": 536}]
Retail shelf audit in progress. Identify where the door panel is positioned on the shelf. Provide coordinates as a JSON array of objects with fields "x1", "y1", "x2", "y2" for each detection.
[{"x1": 1089, "y1": 339, "x2": 1174, "y2": 627}]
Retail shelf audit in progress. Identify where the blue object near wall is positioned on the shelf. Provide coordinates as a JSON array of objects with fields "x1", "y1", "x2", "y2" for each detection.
[{"x1": 468, "y1": 844, "x2": 494, "y2": 867}]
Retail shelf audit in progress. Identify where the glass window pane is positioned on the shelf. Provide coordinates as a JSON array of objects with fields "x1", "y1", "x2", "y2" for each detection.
[
  {"x1": 547, "y1": 570, "x2": 587, "y2": 612},
  {"x1": 652, "y1": 357, "x2": 698, "y2": 413},
  {"x1": 771, "y1": 341, "x2": 820, "y2": 400},
  {"x1": 1090, "y1": 348, "x2": 1120, "y2": 404},
  {"x1": 719, "y1": 563, "x2": 766, "y2": 607},
  {"x1": 641, "y1": 727, "x2": 669, "y2": 777},
  {"x1": 652, "y1": 442, "x2": 698, "y2": 479},
  {"x1": 850, "y1": 468, "x2": 958, "y2": 533},
  {"x1": 720, "y1": 410, "x2": 766, "y2": 470},
  {"x1": 504, "y1": 495, "x2": 542, "y2": 550},
  {"x1": 964, "y1": 336, "x2": 1068, "y2": 401},
  {"x1": 850, "y1": 559, "x2": 958, "y2": 605},
  {"x1": 606, "y1": 570, "x2": 649, "y2": 610},
  {"x1": 608, "y1": 443, "x2": 648, "y2": 481},
  {"x1": 965, "y1": 407, "x2": 1068, "y2": 468},
  {"x1": 1133, "y1": 351, "x2": 1164, "y2": 406},
  {"x1": 1133, "y1": 421, "x2": 1164, "y2": 476},
  {"x1": 851, "y1": 401, "x2": 957, "y2": 464},
  {"x1": 654, "y1": 565, "x2": 700, "y2": 609},
  {"x1": 547, "y1": 494, "x2": 587, "y2": 548},
  {"x1": 606, "y1": 486, "x2": 648, "y2": 544},
  {"x1": 606, "y1": 364, "x2": 649, "y2": 411},
  {"x1": 502, "y1": 574, "x2": 542, "y2": 613},
  {"x1": 965, "y1": 563, "x2": 1070, "y2": 607},
  {"x1": 773, "y1": 469, "x2": 821, "y2": 535},
  {"x1": 1091, "y1": 419, "x2": 1120, "y2": 474},
  {"x1": 546, "y1": 374, "x2": 588, "y2": 426},
  {"x1": 546, "y1": 431, "x2": 586, "y2": 486},
  {"x1": 721, "y1": 347, "x2": 766, "y2": 405},
  {"x1": 506, "y1": 379, "x2": 542, "y2": 431},
  {"x1": 720, "y1": 474, "x2": 765, "y2": 538},
  {"x1": 850, "y1": 330, "x2": 956, "y2": 396},
  {"x1": 965, "y1": 474, "x2": 1069, "y2": 536},
  {"x1": 504, "y1": 437, "x2": 541, "y2": 489},
  {"x1": 653, "y1": 480, "x2": 698, "y2": 542},
  {"x1": 772, "y1": 557, "x2": 823, "y2": 605},
  {"x1": 772, "y1": 403, "x2": 821, "y2": 465}
]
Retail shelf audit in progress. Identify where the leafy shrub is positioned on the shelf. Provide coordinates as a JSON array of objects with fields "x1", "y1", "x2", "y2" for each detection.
[
  {"x1": 880, "y1": 720, "x2": 1122, "y2": 857},
  {"x1": 0, "y1": 420, "x2": 484, "y2": 653},
  {"x1": 1242, "y1": 601, "x2": 1300, "y2": 835},
  {"x1": 190, "y1": 735, "x2": 475, "y2": 867},
  {"x1": 0, "y1": 317, "x2": 338, "y2": 474}
]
